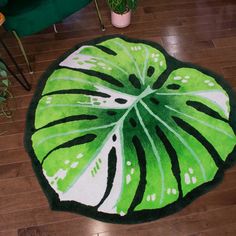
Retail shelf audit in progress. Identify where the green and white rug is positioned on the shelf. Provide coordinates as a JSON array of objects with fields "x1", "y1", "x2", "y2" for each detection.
[{"x1": 25, "y1": 36, "x2": 236, "y2": 223}]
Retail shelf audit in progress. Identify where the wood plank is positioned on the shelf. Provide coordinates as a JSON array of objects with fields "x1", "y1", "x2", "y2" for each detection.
[
  {"x1": 162, "y1": 29, "x2": 236, "y2": 46},
  {"x1": 162, "y1": 40, "x2": 215, "y2": 55},
  {"x1": 0, "y1": 230, "x2": 17, "y2": 236},
  {"x1": 0, "y1": 190, "x2": 48, "y2": 214},
  {"x1": 0, "y1": 207, "x2": 78, "y2": 232},
  {"x1": 0, "y1": 108, "x2": 29, "y2": 125},
  {"x1": 223, "y1": 66, "x2": 236, "y2": 77},
  {"x1": 0, "y1": 120, "x2": 26, "y2": 136},
  {"x1": 196, "y1": 222, "x2": 236, "y2": 235},
  {"x1": 145, "y1": 0, "x2": 227, "y2": 14},
  {"x1": 16, "y1": 205, "x2": 236, "y2": 236},
  {"x1": 174, "y1": 46, "x2": 236, "y2": 64},
  {"x1": 0, "y1": 133, "x2": 24, "y2": 151},
  {"x1": 18, "y1": 228, "x2": 97, "y2": 236},
  {"x1": 144, "y1": 5, "x2": 235, "y2": 18},
  {"x1": 0, "y1": 176, "x2": 40, "y2": 196},
  {"x1": 0, "y1": 162, "x2": 33, "y2": 180},
  {"x1": 213, "y1": 36, "x2": 236, "y2": 48},
  {"x1": 0, "y1": 148, "x2": 29, "y2": 165}
]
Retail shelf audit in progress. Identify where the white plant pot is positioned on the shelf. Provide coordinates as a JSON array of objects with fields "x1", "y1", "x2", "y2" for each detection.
[{"x1": 111, "y1": 10, "x2": 131, "y2": 28}]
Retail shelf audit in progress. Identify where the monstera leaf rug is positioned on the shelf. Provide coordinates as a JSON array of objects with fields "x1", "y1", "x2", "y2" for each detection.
[{"x1": 25, "y1": 35, "x2": 236, "y2": 224}]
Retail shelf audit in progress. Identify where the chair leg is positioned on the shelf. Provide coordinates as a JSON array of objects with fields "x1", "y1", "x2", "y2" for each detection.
[
  {"x1": 0, "y1": 42, "x2": 31, "y2": 91},
  {"x1": 53, "y1": 24, "x2": 58, "y2": 33},
  {"x1": 94, "y1": 0, "x2": 105, "y2": 31},
  {"x1": 12, "y1": 31, "x2": 33, "y2": 74}
]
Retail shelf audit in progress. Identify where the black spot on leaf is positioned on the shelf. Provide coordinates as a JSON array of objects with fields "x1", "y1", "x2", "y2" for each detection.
[
  {"x1": 128, "y1": 136, "x2": 147, "y2": 213},
  {"x1": 129, "y1": 74, "x2": 141, "y2": 89},
  {"x1": 42, "y1": 134, "x2": 96, "y2": 164},
  {"x1": 95, "y1": 45, "x2": 117, "y2": 56},
  {"x1": 155, "y1": 125, "x2": 183, "y2": 199},
  {"x1": 115, "y1": 98, "x2": 127, "y2": 104},
  {"x1": 37, "y1": 114, "x2": 98, "y2": 131},
  {"x1": 187, "y1": 101, "x2": 228, "y2": 123},
  {"x1": 62, "y1": 68, "x2": 124, "y2": 88},
  {"x1": 167, "y1": 84, "x2": 181, "y2": 90},
  {"x1": 107, "y1": 111, "x2": 117, "y2": 116},
  {"x1": 43, "y1": 89, "x2": 111, "y2": 98},
  {"x1": 96, "y1": 147, "x2": 117, "y2": 208},
  {"x1": 150, "y1": 97, "x2": 160, "y2": 105},
  {"x1": 129, "y1": 118, "x2": 137, "y2": 127},
  {"x1": 112, "y1": 135, "x2": 117, "y2": 142},
  {"x1": 147, "y1": 66, "x2": 155, "y2": 77}
]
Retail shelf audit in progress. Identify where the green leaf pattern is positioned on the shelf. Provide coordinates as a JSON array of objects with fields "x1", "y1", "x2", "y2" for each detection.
[{"x1": 31, "y1": 37, "x2": 236, "y2": 217}]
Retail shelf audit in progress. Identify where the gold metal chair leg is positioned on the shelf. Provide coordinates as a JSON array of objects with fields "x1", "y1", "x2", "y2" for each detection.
[
  {"x1": 94, "y1": 0, "x2": 105, "y2": 31},
  {"x1": 53, "y1": 24, "x2": 58, "y2": 33},
  {"x1": 12, "y1": 31, "x2": 33, "y2": 74}
]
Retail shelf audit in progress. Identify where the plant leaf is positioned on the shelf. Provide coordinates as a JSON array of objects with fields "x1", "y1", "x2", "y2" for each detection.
[
  {"x1": 0, "y1": 61, "x2": 8, "y2": 78},
  {"x1": 0, "y1": 61, "x2": 7, "y2": 71},
  {"x1": 2, "y1": 79, "x2": 9, "y2": 87},
  {"x1": 0, "y1": 70, "x2": 7, "y2": 78},
  {"x1": 0, "y1": 97, "x2": 6, "y2": 102}
]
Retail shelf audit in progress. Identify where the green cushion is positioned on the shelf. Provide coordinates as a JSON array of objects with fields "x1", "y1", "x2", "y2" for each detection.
[
  {"x1": 2, "y1": 0, "x2": 47, "y2": 16},
  {"x1": 0, "y1": 0, "x2": 8, "y2": 7},
  {"x1": 1, "y1": 0, "x2": 92, "y2": 36}
]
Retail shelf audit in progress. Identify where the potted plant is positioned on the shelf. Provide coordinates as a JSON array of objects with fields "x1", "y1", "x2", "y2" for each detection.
[
  {"x1": 0, "y1": 60, "x2": 12, "y2": 118},
  {"x1": 107, "y1": 0, "x2": 138, "y2": 28}
]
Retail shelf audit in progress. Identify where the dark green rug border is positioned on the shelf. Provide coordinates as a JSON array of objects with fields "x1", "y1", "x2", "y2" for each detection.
[{"x1": 24, "y1": 35, "x2": 236, "y2": 224}]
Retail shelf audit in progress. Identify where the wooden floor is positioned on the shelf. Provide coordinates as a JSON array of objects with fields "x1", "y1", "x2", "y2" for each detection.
[{"x1": 0, "y1": 0, "x2": 236, "y2": 235}]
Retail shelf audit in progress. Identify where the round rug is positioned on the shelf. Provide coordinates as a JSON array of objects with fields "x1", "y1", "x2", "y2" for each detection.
[{"x1": 25, "y1": 35, "x2": 236, "y2": 224}]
